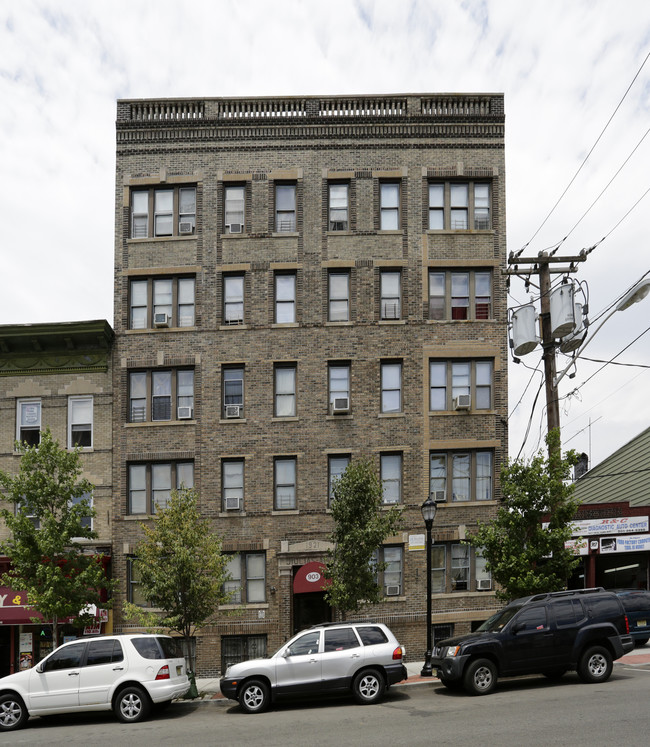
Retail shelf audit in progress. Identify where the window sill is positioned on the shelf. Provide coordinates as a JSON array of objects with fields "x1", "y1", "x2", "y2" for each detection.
[
  {"x1": 432, "y1": 591, "x2": 495, "y2": 599},
  {"x1": 382, "y1": 595, "x2": 406, "y2": 603},
  {"x1": 125, "y1": 326, "x2": 198, "y2": 333},
  {"x1": 221, "y1": 232, "x2": 249, "y2": 239},
  {"x1": 127, "y1": 235, "x2": 196, "y2": 243},
  {"x1": 435, "y1": 500, "x2": 499, "y2": 507},
  {"x1": 68, "y1": 446, "x2": 94, "y2": 452},
  {"x1": 325, "y1": 413, "x2": 353, "y2": 420},
  {"x1": 271, "y1": 232, "x2": 299, "y2": 238},
  {"x1": 426, "y1": 319, "x2": 496, "y2": 324},
  {"x1": 124, "y1": 514, "x2": 152, "y2": 520},
  {"x1": 426, "y1": 229, "x2": 494, "y2": 235},
  {"x1": 325, "y1": 321, "x2": 354, "y2": 326},
  {"x1": 219, "y1": 323, "x2": 249, "y2": 330},
  {"x1": 219, "y1": 603, "x2": 269, "y2": 611},
  {"x1": 219, "y1": 417, "x2": 247, "y2": 424},
  {"x1": 378, "y1": 412, "x2": 405, "y2": 418},
  {"x1": 378, "y1": 319, "x2": 406, "y2": 325},
  {"x1": 326, "y1": 230, "x2": 353, "y2": 236},
  {"x1": 271, "y1": 509, "x2": 299, "y2": 515},
  {"x1": 271, "y1": 416, "x2": 299, "y2": 422},
  {"x1": 429, "y1": 409, "x2": 496, "y2": 416},
  {"x1": 218, "y1": 511, "x2": 247, "y2": 517},
  {"x1": 377, "y1": 230, "x2": 404, "y2": 235},
  {"x1": 271, "y1": 322, "x2": 299, "y2": 329},
  {"x1": 125, "y1": 420, "x2": 196, "y2": 427}
]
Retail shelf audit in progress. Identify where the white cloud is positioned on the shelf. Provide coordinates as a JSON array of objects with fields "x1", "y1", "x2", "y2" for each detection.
[{"x1": 1, "y1": 0, "x2": 649, "y2": 465}]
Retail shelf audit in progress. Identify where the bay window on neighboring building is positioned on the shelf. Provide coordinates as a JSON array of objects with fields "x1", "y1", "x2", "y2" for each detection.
[
  {"x1": 429, "y1": 451, "x2": 493, "y2": 503},
  {"x1": 224, "y1": 553, "x2": 266, "y2": 604},
  {"x1": 128, "y1": 461, "x2": 194, "y2": 514}
]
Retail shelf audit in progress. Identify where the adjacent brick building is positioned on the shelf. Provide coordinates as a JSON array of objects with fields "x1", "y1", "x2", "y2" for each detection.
[
  {"x1": 112, "y1": 93, "x2": 508, "y2": 676},
  {"x1": 0, "y1": 320, "x2": 114, "y2": 675}
]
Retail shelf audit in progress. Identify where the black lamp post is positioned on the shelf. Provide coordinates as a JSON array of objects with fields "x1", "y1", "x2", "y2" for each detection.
[{"x1": 420, "y1": 495, "x2": 438, "y2": 677}]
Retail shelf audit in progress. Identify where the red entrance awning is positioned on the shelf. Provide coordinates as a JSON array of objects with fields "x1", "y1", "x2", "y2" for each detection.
[
  {"x1": 0, "y1": 587, "x2": 44, "y2": 625},
  {"x1": 293, "y1": 562, "x2": 331, "y2": 594}
]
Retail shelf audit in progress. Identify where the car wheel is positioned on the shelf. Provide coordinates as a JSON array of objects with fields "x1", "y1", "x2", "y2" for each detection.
[
  {"x1": 463, "y1": 658, "x2": 497, "y2": 696},
  {"x1": 0, "y1": 693, "x2": 29, "y2": 731},
  {"x1": 239, "y1": 679, "x2": 270, "y2": 714},
  {"x1": 115, "y1": 686, "x2": 151, "y2": 723},
  {"x1": 578, "y1": 646, "x2": 613, "y2": 683},
  {"x1": 352, "y1": 668, "x2": 385, "y2": 705}
]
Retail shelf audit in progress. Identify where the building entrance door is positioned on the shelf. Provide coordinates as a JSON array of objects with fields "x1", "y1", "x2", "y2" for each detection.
[{"x1": 293, "y1": 592, "x2": 331, "y2": 634}]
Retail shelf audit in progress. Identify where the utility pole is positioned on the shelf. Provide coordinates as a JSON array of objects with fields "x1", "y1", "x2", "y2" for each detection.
[{"x1": 506, "y1": 250, "x2": 588, "y2": 461}]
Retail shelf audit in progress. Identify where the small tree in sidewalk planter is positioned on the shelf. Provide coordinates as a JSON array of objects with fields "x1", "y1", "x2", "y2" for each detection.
[
  {"x1": 468, "y1": 430, "x2": 581, "y2": 601},
  {"x1": 324, "y1": 457, "x2": 403, "y2": 618},
  {"x1": 123, "y1": 488, "x2": 234, "y2": 697},
  {"x1": 0, "y1": 429, "x2": 109, "y2": 647}
]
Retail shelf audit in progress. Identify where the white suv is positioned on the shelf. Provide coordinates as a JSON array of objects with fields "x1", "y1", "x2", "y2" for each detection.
[
  {"x1": 0, "y1": 634, "x2": 189, "y2": 731},
  {"x1": 220, "y1": 622, "x2": 407, "y2": 713}
]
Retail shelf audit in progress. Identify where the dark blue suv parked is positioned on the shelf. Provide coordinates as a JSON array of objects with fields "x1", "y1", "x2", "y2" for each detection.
[{"x1": 612, "y1": 590, "x2": 650, "y2": 646}]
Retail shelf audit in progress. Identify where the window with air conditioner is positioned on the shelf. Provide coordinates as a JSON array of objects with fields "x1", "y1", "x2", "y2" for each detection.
[
  {"x1": 374, "y1": 546, "x2": 403, "y2": 597},
  {"x1": 223, "y1": 366, "x2": 244, "y2": 419},
  {"x1": 429, "y1": 450, "x2": 493, "y2": 503},
  {"x1": 128, "y1": 369, "x2": 193, "y2": 423},
  {"x1": 130, "y1": 276, "x2": 195, "y2": 330},
  {"x1": 222, "y1": 460, "x2": 244, "y2": 512},
  {"x1": 329, "y1": 363, "x2": 350, "y2": 414},
  {"x1": 130, "y1": 185, "x2": 196, "y2": 238},
  {"x1": 429, "y1": 359, "x2": 493, "y2": 411},
  {"x1": 224, "y1": 185, "x2": 245, "y2": 233}
]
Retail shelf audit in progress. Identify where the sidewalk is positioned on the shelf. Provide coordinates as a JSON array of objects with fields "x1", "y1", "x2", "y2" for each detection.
[{"x1": 190, "y1": 646, "x2": 650, "y2": 702}]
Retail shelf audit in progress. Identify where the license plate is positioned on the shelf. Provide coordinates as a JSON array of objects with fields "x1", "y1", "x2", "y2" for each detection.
[
  {"x1": 177, "y1": 665, "x2": 182, "y2": 676},
  {"x1": 638, "y1": 620, "x2": 647, "y2": 627}
]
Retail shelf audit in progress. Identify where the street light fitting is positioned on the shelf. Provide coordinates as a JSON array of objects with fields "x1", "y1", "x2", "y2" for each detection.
[
  {"x1": 420, "y1": 495, "x2": 437, "y2": 527},
  {"x1": 616, "y1": 278, "x2": 650, "y2": 311}
]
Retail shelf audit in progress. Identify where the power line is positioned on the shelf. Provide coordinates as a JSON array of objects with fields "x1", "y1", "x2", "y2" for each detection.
[
  {"x1": 577, "y1": 466, "x2": 650, "y2": 479},
  {"x1": 514, "y1": 49, "x2": 650, "y2": 258}
]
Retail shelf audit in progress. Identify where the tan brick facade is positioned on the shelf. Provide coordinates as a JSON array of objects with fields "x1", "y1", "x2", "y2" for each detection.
[{"x1": 112, "y1": 94, "x2": 508, "y2": 676}]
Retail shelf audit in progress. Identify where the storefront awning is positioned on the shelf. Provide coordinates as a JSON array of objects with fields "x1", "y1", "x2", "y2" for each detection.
[
  {"x1": 0, "y1": 587, "x2": 44, "y2": 625},
  {"x1": 293, "y1": 562, "x2": 331, "y2": 594}
]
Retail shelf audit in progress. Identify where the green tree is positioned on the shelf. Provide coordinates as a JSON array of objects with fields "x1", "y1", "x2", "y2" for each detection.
[
  {"x1": 0, "y1": 429, "x2": 108, "y2": 646},
  {"x1": 468, "y1": 430, "x2": 581, "y2": 601},
  {"x1": 123, "y1": 488, "x2": 233, "y2": 691},
  {"x1": 324, "y1": 458, "x2": 403, "y2": 617}
]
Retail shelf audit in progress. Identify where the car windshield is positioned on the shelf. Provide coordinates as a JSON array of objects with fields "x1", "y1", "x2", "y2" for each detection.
[{"x1": 475, "y1": 605, "x2": 522, "y2": 632}]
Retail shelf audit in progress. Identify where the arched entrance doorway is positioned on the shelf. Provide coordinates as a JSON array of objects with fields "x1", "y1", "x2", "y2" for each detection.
[{"x1": 292, "y1": 561, "x2": 332, "y2": 633}]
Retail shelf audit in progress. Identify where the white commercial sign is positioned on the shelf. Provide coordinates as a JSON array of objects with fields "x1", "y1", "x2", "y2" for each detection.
[{"x1": 545, "y1": 516, "x2": 649, "y2": 537}]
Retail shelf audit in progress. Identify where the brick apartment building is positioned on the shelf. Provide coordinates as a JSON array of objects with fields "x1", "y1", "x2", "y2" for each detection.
[
  {"x1": 111, "y1": 93, "x2": 508, "y2": 676},
  {"x1": 0, "y1": 320, "x2": 114, "y2": 675}
]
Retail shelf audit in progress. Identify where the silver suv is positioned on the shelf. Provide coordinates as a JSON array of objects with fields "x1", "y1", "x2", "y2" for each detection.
[
  {"x1": 220, "y1": 622, "x2": 407, "y2": 712},
  {"x1": 0, "y1": 634, "x2": 189, "y2": 731}
]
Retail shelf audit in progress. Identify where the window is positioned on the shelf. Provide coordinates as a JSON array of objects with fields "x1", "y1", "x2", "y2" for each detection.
[
  {"x1": 224, "y1": 553, "x2": 266, "y2": 604},
  {"x1": 427, "y1": 182, "x2": 490, "y2": 230},
  {"x1": 275, "y1": 273, "x2": 296, "y2": 324},
  {"x1": 224, "y1": 185, "x2": 245, "y2": 233},
  {"x1": 324, "y1": 627, "x2": 360, "y2": 652},
  {"x1": 16, "y1": 399, "x2": 41, "y2": 447},
  {"x1": 431, "y1": 545, "x2": 446, "y2": 593},
  {"x1": 42, "y1": 642, "x2": 85, "y2": 671},
  {"x1": 381, "y1": 453, "x2": 402, "y2": 504},
  {"x1": 328, "y1": 272, "x2": 349, "y2": 321},
  {"x1": 375, "y1": 546, "x2": 403, "y2": 595},
  {"x1": 452, "y1": 544, "x2": 470, "y2": 591},
  {"x1": 275, "y1": 183, "x2": 296, "y2": 232},
  {"x1": 71, "y1": 491, "x2": 93, "y2": 530},
  {"x1": 380, "y1": 182, "x2": 400, "y2": 230},
  {"x1": 428, "y1": 271, "x2": 492, "y2": 321},
  {"x1": 222, "y1": 459, "x2": 244, "y2": 511},
  {"x1": 223, "y1": 366, "x2": 244, "y2": 418},
  {"x1": 87, "y1": 639, "x2": 124, "y2": 666},
  {"x1": 274, "y1": 365, "x2": 296, "y2": 417},
  {"x1": 381, "y1": 361, "x2": 402, "y2": 413},
  {"x1": 274, "y1": 457, "x2": 296, "y2": 509},
  {"x1": 223, "y1": 274, "x2": 245, "y2": 325},
  {"x1": 514, "y1": 606, "x2": 548, "y2": 632},
  {"x1": 475, "y1": 550, "x2": 492, "y2": 591},
  {"x1": 129, "y1": 369, "x2": 194, "y2": 422},
  {"x1": 286, "y1": 630, "x2": 319, "y2": 656},
  {"x1": 429, "y1": 451, "x2": 493, "y2": 502},
  {"x1": 329, "y1": 183, "x2": 349, "y2": 230},
  {"x1": 222, "y1": 635, "x2": 267, "y2": 673},
  {"x1": 128, "y1": 558, "x2": 151, "y2": 607},
  {"x1": 329, "y1": 364, "x2": 350, "y2": 412},
  {"x1": 128, "y1": 461, "x2": 194, "y2": 514},
  {"x1": 429, "y1": 360, "x2": 493, "y2": 411},
  {"x1": 380, "y1": 271, "x2": 401, "y2": 320},
  {"x1": 130, "y1": 186, "x2": 196, "y2": 238},
  {"x1": 129, "y1": 276, "x2": 195, "y2": 329},
  {"x1": 67, "y1": 396, "x2": 93, "y2": 448},
  {"x1": 328, "y1": 454, "x2": 350, "y2": 505}
]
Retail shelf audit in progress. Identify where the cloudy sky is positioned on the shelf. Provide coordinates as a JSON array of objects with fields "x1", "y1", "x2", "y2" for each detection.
[{"x1": 1, "y1": 0, "x2": 649, "y2": 468}]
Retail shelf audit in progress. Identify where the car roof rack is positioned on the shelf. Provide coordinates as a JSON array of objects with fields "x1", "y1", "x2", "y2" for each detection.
[{"x1": 524, "y1": 587, "x2": 605, "y2": 604}]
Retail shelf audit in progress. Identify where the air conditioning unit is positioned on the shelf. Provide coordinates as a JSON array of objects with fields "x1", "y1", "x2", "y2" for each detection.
[
  {"x1": 153, "y1": 312, "x2": 169, "y2": 328},
  {"x1": 477, "y1": 578, "x2": 492, "y2": 591},
  {"x1": 453, "y1": 394, "x2": 471, "y2": 410},
  {"x1": 225, "y1": 496, "x2": 241, "y2": 511},
  {"x1": 225, "y1": 405, "x2": 241, "y2": 419},
  {"x1": 332, "y1": 397, "x2": 349, "y2": 414},
  {"x1": 226, "y1": 223, "x2": 242, "y2": 234},
  {"x1": 385, "y1": 585, "x2": 401, "y2": 597},
  {"x1": 177, "y1": 406, "x2": 193, "y2": 420},
  {"x1": 179, "y1": 221, "x2": 194, "y2": 234},
  {"x1": 432, "y1": 490, "x2": 446, "y2": 503}
]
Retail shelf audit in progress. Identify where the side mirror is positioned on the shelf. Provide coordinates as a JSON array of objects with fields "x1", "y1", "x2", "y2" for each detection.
[
  {"x1": 512, "y1": 622, "x2": 523, "y2": 634},
  {"x1": 35, "y1": 663, "x2": 44, "y2": 674}
]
